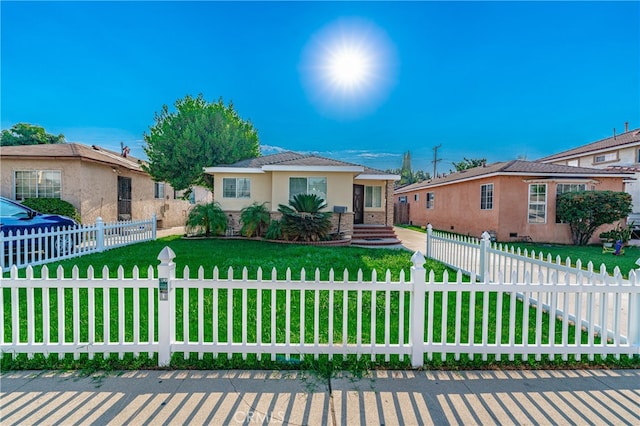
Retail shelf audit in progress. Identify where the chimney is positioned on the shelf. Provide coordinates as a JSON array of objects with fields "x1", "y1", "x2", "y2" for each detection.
[{"x1": 625, "y1": 122, "x2": 629, "y2": 133}]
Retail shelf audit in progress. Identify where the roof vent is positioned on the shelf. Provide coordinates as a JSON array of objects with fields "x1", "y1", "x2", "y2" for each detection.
[{"x1": 92, "y1": 145, "x2": 99, "y2": 150}]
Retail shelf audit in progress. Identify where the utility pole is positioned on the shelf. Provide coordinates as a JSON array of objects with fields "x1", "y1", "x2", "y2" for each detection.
[{"x1": 432, "y1": 144, "x2": 442, "y2": 178}]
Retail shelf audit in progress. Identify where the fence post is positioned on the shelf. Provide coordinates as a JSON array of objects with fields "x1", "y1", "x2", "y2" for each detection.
[
  {"x1": 410, "y1": 251, "x2": 426, "y2": 368},
  {"x1": 479, "y1": 231, "x2": 491, "y2": 282},
  {"x1": 157, "y1": 246, "x2": 176, "y2": 366},
  {"x1": 426, "y1": 224, "x2": 432, "y2": 259},
  {"x1": 152, "y1": 213, "x2": 157, "y2": 240},
  {"x1": 96, "y1": 217, "x2": 105, "y2": 252},
  {"x1": 630, "y1": 270, "x2": 640, "y2": 353}
]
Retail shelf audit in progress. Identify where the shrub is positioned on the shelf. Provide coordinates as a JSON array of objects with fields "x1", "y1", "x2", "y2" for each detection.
[
  {"x1": 265, "y1": 219, "x2": 283, "y2": 240},
  {"x1": 185, "y1": 202, "x2": 227, "y2": 237},
  {"x1": 240, "y1": 202, "x2": 271, "y2": 238},
  {"x1": 557, "y1": 190, "x2": 632, "y2": 245},
  {"x1": 21, "y1": 198, "x2": 81, "y2": 223},
  {"x1": 278, "y1": 194, "x2": 332, "y2": 242}
]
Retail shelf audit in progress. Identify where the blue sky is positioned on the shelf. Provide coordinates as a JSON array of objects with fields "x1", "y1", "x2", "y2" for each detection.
[{"x1": 2, "y1": 1, "x2": 639, "y2": 174}]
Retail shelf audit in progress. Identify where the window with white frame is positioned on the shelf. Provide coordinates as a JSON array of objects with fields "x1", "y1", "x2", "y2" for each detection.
[
  {"x1": 223, "y1": 178, "x2": 251, "y2": 198},
  {"x1": 426, "y1": 192, "x2": 435, "y2": 209},
  {"x1": 555, "y1": 183, "x2": 586, "y2": 223},
  {"x1": 480, "y1": 184, "x2": 493, "y2": 210},
  {"x1": 14, "y1": 170, "x2": 61, "y2": 200},
  {"x1": 399, "y1": 196, "x2": 407, "y2": 204},
  {"x1": 414, "y1": 193, "x2": 419, "y2": 202},
  {"x1": 567, "y1": 159, "x2": 579, "y2": 167},
  {"x1": 594, "y1": 152, "x2": 617, "y2": 164},
  {"x1": 528, "y1": 184, "x2": 547, "y2": 223},
  {"x1": 289, "y1": 177, "x2": 327, "y2": 200},
  {"x1": 154, "y1": 182, "x2": 165, "y2": 199},
  {"x1": 365, "y1": 186, "x2": 382, "y2": 208}
]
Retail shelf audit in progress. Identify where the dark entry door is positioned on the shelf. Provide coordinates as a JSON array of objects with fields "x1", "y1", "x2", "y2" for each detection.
[
  {"x1": 117, "y1": 176, "x2": 132, "y2": 221},
  {"x1": 353, "y1": 184, "x2": 364, "y2": 224}
]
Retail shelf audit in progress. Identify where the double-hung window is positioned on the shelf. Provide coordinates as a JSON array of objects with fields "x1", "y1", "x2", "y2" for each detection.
[
  {"x1": 528, "y1": 184, "x2": 547, "y2": 223},
  {"x1": 289, "y1": 177, "x2": 327, "y2": 200},
  {"x1": 15, "y1": 170, "x2": 61, "y2": 200},
  {"x1": 154, "y1": 182, "x2": 165, "y2": 199},
  {"x1": 365, "y1": 186, "x2": 382, "y2": 208},
  {"x1": 223, "y1": 178, "x2": 251, "y2": 198},
  {"x1": 480, "y1": 184, "x2": 493, "y2": 210},
  {"x1": 426, "y1": 192, "x2": 435, "y2": 209}
]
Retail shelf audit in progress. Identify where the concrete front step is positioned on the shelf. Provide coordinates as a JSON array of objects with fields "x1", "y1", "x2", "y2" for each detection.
[{"x1": 351, "y1": 225, "x2": 401, "y2": 246}]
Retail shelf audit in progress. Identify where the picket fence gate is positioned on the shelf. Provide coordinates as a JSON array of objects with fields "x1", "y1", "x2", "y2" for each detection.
[
  {"x1": 1, "y1": 215, "x2": 157, "y2": 272},
  {"x1": 1, "y1": 247, "x2": 638, "y2": 367}
]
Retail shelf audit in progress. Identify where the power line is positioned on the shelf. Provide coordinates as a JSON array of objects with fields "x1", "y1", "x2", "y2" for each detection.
[{"x1": 432, "y1": 144, "x2": 442, "y2": 178}]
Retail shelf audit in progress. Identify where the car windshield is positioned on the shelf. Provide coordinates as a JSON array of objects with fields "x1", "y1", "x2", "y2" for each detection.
[{"x1": 0, "y1": 199, "x2": 31, "y2": 218}]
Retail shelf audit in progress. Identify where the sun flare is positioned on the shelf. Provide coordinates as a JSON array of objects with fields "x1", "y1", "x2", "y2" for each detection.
[
  {"x1": 327, "y1": 46, "x2": 371, "y2": 90},
  {"x1": 300, "y1": 18, "x2": 397, "y2": 119}
]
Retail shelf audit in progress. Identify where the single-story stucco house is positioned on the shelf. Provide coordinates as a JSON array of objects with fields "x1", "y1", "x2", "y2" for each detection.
[
  {"x1": 393, "y1": 159, "x2": 634, "y2": 244},
  {"x1": 0, "y1": 143, "x2": 211, "y2": 227},
  {"x1": 204, "y1": 151, "x2": 401, "y2": 244}
]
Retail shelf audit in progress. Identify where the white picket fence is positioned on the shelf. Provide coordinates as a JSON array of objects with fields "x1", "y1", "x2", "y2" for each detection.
[
  {"x1": 1, "y1": 215, "x2": 157, "y2": 272},
  {"x1": 1, "y1": 248, "x2": 638, "y2": 367}
]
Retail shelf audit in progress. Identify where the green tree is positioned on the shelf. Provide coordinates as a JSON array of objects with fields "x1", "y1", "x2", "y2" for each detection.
[
  {"x1": 143, "y1": 94, "x2": 260, "y2": 192},
  {"x1": 278, "y1": 194, "x2": 333, "y2": 242},
  {"x1": 386, "y1": 151, "x2": 430, "y2": 187},
  {"x1": 1, "y1": 123, "x2": 65, "y2": 146},
  {"x1": 556, "y1": 190, "x2": 632, "y2": 245},
  {"x1": 452, "y1": 157, "x2": 486, "y2": 171},
  {"x1": 185, "y1": 202, "x2": 228, "y2": 237}
]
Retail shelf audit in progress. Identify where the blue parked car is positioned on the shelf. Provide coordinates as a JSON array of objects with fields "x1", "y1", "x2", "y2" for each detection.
[{"x1": 0, "y1": 196, "x2": 79, "y2": 258}]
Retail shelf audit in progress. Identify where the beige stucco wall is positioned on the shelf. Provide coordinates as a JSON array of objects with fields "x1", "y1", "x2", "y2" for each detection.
[
  {"x1": 396, "y1": 175, "x2": 626, "y2": 244},
  {"x1": 0, "y1": 158, "x2": 197, "y2": 228},
  {"x1": 270, "y1": 171, "x2": 355, "y2": 212}
]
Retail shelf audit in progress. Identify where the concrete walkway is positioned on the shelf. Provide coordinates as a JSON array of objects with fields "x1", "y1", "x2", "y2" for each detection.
[{"x1": 1, "y1": 369, "x2": 638, "y2": 425}]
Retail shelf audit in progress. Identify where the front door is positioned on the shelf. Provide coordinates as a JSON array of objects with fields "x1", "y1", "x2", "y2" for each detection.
[
  {"x1": 353, "y1": 184, "x2": 364, "y2": 224},
  {"x1": 117, "y1": 176, "x2": 132, "y2": 221}
]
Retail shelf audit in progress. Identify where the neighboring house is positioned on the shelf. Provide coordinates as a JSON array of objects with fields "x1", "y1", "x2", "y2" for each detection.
[
  {"x1": 0, "y1": 143, "x2": 211, "y2": 227},
  {"x1": 538, "y1": 126, "x2": 640, "y2": 218},
  {"x1": 204, "y1": 151, "x2": 400, "y2": 240},
  {"x1": 393, "y1": 160, "x2": 633, "y2": 244}
]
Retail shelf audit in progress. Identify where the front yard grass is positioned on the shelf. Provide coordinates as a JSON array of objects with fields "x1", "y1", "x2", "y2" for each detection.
[{"x1": 2, "y1": 236, "x2": 638, "y2": 371}]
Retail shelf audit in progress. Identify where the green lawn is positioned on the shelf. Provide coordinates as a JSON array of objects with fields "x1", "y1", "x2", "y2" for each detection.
[{"x1": 2, "y1": 236, "x2": 637, "y2": 371}]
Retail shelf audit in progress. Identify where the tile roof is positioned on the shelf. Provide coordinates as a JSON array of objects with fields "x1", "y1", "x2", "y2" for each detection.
[
  {"x1": 220, "y1": 151, "x2": 391, "y2": 175},
  {"x1": 0, "y1": 143, "x2": 145, "y2": 172},
  {"x1": 394, "y1": 159, "x2": 634, "y2": 194},
  {"x1": 538, "y1": 128, "x2": 640, "y2": 162}
]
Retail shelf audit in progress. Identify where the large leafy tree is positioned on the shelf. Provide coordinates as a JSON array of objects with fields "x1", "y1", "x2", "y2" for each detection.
[
  {"x1": 556, "y1": 190, "x2": 632, "y2": 245},
  {"x1": 452, "y1": 157, "x2": 486, "y2": 171},
  {"x1": 143, "y1": 94, "x2": 260, "y2": 191},
  {"x1": 0, "y1": 123, "x2": 65, "y2": 146},
  {"x1": 386, "y1": 151, "x2": 430, "y2": 187}
]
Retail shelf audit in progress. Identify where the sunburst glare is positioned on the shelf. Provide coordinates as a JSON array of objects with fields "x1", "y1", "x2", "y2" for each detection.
[{"x1": 300, "y1": 18, "x2": 397, "y2": 120}]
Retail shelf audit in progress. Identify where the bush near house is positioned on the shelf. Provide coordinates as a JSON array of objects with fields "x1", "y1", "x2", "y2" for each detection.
[
  {"x1": 240, "y1": 202, "x2": 270, "y2": 238},
  {"x1": 21, "y1": 198, "x2": 81, "y2": 223},
  {"x1": 278, "y1": 194, "x2": 333, "y2": 242},
  {"x1": 556, "y1": 190, "x2": 632, "y2": 245},
  {"x1": 185, "y1": 202, "x2": 227, "y2": 237}
]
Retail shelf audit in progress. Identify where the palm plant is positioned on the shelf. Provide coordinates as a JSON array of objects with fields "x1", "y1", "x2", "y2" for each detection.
[
  {"x1": 278, "y1": 194, "x2": 333, "y2": 242},
  {"x1": 185, "y1": 202, "x2": 227, "y2": 237},
  {"x1": 240, "y1": 202, "x2": 271, "y2": 238}
]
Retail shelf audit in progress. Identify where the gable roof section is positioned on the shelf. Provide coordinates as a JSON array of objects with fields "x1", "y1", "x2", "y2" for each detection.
[
  {"x1": 538, "y1": 128, "x2": 640, "y2": 162},
  {"x1": 0, "y1": 143, "x2": 145, "y2": 172},
  {"x1": 205, "y1": 151, "x2": 400, "y2": 180},
  {"x1": 394, "y1": 160, "x2": 634, "y2": 194}
]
